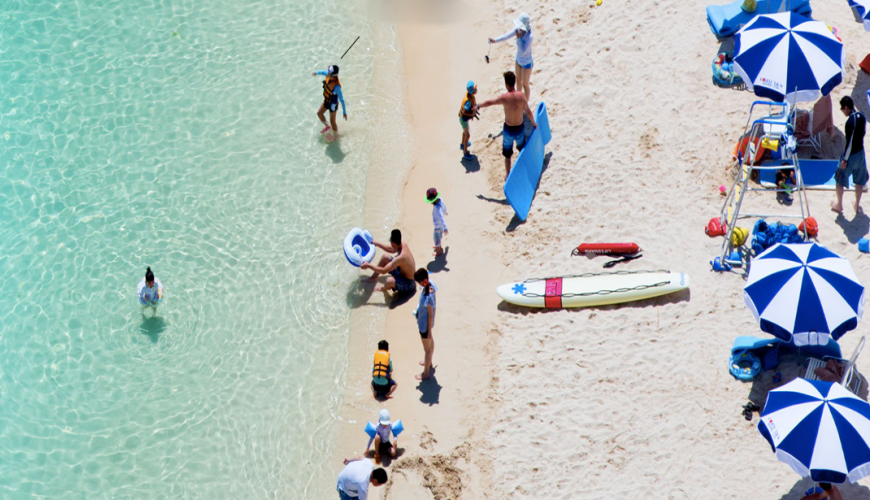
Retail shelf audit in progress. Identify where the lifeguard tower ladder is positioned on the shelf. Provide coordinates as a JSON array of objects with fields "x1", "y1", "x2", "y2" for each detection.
[{"x1": 718, "y1": 100, "x2": 811, "y2": 265}]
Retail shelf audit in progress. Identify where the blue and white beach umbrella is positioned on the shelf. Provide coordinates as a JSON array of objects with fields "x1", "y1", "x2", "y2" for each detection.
[
  {"x1": 744, "y1": 243, "x2": 864, "y2": 346},
  {"x1": 733, "y1": 12, "x2": 845, "y2": 103},
  {"x1": 848, "y1": 0, "x2": 870, "y2": 32},
  {"x1": 758, "y1": 378, "x2": 870, "y2": 483}
]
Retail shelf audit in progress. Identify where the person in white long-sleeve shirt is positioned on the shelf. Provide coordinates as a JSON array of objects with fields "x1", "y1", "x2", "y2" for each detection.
[
  {"x1": 336, "y1": 457, "x2": 387, "y2": 500},
  {"x1": 426, "y1": 188, "x2": 448, "y2": 256},
  {"x1": 489, "y1": 12, "x2": 534, "y2": 100}
]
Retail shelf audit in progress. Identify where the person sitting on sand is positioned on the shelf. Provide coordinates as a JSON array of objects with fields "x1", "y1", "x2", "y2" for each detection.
[
  {"x1": 489, "y1": 12, "x2": 534, "y2": 101},
  {"x1": 776, "y1": 162, "x2": 796, "y2": 203},
  {"x1": 365, "y1": 409, "x2": 398, "y2": 463},
  {"x1": 801, "y1": 483, "x2": 843, "y2": 500},
  {"x1": 371, "y1": 340, "x2": 397, "y2": 399},
  {"x1": 476, "y1": 71, "x2": 536, "y2": 179},
  {"x1": 361, "y1": 229, "x2": 417, "y2": 294},
  {"x1": 458, "y1": 80, "x2": 478, "y2": 160},
  {"x1": 336, "y1": 456, "x2": 387, "y2": 500},
  {"x1": 413, "y1": 268, "x2": 437, "y2": 380},
  {"x1": 833, "y1": 96, "x2": 867, "y2": 214},
  {"x1": 312, "y1": 64, "x2": 347, "y2": 139}
]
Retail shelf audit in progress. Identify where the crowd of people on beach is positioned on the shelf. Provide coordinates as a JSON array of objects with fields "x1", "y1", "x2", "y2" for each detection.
[{"x1": 326, "y1": 12, "x2": 539, "y2": 499}]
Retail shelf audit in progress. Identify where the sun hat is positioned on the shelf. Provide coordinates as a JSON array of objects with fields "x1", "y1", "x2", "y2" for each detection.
[
  {"x1": 466, "y1": 80, "x2": 476, "y2": 92},
  {"x1": 514, "y1": 12, "x2": 531, "y2": 32},
  {"x1": 379, "y1": 409, "x2": 391, "y2": 426},
  {"x1": 426, "y1": 188, "x2": 440, "y2": 204}
]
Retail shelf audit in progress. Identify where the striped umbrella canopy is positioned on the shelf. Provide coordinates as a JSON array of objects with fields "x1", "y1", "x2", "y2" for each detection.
[
  {"x1": 744, "y1": 243, "x2": 864, "y2": 346},
  {"x1": 848, "y1": 0, "x2": 870, "y2": 32},
  {"x1": 758, "y1": 378, "x2": 870, "y2": 483},
  {"x1": 733, "y1": 12, "x2": 845, "y2": 103}
]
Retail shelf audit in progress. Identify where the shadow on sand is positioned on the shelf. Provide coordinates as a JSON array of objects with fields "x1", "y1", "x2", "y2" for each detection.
[
  {"x1": 416, "y1": 366, "x2": 441, "y2": 406},
  {"x1": 834, "y1": 211, "x2": 870, "y2": 243},
  {"x1": 427, "y1": 247, "x2": 450, "y2": 273}
]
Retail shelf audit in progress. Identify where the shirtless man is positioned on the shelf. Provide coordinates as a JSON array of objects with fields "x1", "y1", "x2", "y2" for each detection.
[
  {"x1": 476, "y1": 71, "x2": 536, "y2": 179},
  {"x1": 361, "y1": 229, "x2": 417, "y2": 294}
]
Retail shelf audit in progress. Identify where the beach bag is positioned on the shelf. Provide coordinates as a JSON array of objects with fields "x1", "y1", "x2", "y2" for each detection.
[
  {"x1": 730, "y1": 227, "x2": 749, "y2": 247},
  {"x1": 706, "y1": 217, "x2": 727, "y2": 237},
  {"x1": 799, "y1": 217, "x2": 818, "y2": 237}
]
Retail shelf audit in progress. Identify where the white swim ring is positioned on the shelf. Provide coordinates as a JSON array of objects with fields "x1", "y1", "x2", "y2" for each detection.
[
  {"x1": 344, "y1": 228, "x2": 375, "y2": 267},
  {"x1": 138, "y1": 278, "x2": 164, "y2": 306}
]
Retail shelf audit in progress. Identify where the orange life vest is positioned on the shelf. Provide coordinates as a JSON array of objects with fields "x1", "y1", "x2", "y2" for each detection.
[
  {"x1": 323, "y1": 76, "x2": 341, "y2": 105},
  {"x1": 372, "y1": 350, "x2": 390, "y2": 379},
  {"x1": 458, "y1": 92, "x2": 477, "y2": 120}
]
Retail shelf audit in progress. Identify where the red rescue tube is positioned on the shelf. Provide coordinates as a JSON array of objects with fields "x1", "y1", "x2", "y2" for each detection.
[{"x1": 572, "y1": 243, "x2": 641, "y2": 256}]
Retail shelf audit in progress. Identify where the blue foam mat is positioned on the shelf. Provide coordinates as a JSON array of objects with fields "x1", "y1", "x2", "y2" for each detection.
[
  {"x1": 503, "y1": 102, "x2": 552, "y2": 221},
  {"x1": 757, "y1": 159, "x2": 852, "y2": 190},
  {"x1": 706, "y1": 0, "x2": 811, "y2": 38}
]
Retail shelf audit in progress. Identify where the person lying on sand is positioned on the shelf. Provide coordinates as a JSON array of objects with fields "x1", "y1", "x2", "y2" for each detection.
[
  {"x1": 476, "y1": 71, "x2": 536, "y2": 179},
  {"x1": 361, "y1": 229, "x2": 417, "y2": 294}
]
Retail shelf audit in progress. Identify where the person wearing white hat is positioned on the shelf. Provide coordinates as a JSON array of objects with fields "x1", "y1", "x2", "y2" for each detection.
[
  {"x1": 364, "y1": 409, "x2": 398, "y2": 463},
  {"x1": 489, "y1": 12, "x2": 534, "y2": 100}
]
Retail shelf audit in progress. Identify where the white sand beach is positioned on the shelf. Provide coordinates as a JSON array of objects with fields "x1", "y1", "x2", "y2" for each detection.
[{"x1": 332, "y1": 0, "x2": 870, "y2": 498}]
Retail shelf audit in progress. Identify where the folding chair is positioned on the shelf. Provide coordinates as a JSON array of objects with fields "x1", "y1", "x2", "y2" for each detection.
[{"x1": 804, "y1": 336, "x2": 865, "y2": 395}]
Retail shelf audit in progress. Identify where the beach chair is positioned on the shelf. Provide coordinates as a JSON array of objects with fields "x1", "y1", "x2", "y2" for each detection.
[
  {"x1": 804, "y1": 336, "x2": 865, "y2": 395},
  {"x1": 794, "y1": 96, "x2": 833, "y2": 154}
]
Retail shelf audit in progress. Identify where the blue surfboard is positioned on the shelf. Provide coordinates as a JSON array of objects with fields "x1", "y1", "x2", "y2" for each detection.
[{"x1": 503, "y1": 102, "x2": 552, "y2": 221}]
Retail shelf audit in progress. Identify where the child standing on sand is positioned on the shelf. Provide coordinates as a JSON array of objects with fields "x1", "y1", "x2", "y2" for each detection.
[
  {"x1": 426, "y1": 188, "x2": 448, "y2": 256},
  {"x1": 414, "y1": 268, "x2": 437, "y2": 380},
  {"x1": 458, "y1": 81, "x2": 478, "y2": 160}
]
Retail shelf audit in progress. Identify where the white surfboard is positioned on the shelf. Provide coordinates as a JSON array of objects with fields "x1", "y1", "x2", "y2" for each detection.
[{"x1": 496, "y1": 270, "x2": 689, "y2": 308}]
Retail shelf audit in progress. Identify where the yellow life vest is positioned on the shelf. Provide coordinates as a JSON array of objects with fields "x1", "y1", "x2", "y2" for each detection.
[
  {"x1": 323, "y1": 76, "x2": 341, "y2": 105},
  {"x1": 458, "y1": 93, "x2": 477, "y2": 120},
  {"x1": 372, "y1": 350, "x2": 390, "y2": 379}
]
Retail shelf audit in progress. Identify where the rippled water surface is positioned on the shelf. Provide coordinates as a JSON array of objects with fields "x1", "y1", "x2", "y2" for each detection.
[{"x1": 0, "y1": 0, "x2": 390, "y2": 497}]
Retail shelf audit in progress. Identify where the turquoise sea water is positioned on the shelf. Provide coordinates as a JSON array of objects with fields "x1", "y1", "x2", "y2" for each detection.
[{"x1": 0, "y1": 0, "x2": 400, "y2": 497}]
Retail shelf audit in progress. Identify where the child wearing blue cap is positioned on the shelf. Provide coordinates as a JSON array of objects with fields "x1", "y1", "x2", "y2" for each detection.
[{"x1": 458, "y1": 80, "x2": 479, "y2": 160}]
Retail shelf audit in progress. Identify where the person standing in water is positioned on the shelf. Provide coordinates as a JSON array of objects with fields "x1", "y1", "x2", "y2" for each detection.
[
  {"x1": 477, "y1": 71, "x2": 537, "y2": 179},
  {"x1": 489, "y1": 12, "x2": 534, "y2": 101},
  {"x1": 312, "y1": 64, "x2": 347, "y2": 139},
  {"x1": 138, "y1": 267, "x2": 164, "y2": 308}
]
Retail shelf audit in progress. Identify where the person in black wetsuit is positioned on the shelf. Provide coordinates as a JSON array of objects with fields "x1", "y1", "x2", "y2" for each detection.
[{"x1": 833, "y1": 96, "x2": 868, "y2": 214}]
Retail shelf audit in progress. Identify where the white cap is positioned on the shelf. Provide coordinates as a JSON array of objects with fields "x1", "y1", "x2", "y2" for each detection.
[
  {"x1": 514, "y1": 12, "x2": 531, "y2": 32},
  {"x1": 379, "y1": 409, "x2": 391, "y2": 425}
]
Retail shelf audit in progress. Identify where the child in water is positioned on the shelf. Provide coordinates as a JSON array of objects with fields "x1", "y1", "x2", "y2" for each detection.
[{"x1": 138, "y1": 267, "x2": 164, "y2": 308}]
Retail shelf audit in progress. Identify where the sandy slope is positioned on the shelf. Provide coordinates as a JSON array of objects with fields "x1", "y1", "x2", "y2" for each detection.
[{"x1": 332, "y1": 0, "x2": 870, "y2": 498}]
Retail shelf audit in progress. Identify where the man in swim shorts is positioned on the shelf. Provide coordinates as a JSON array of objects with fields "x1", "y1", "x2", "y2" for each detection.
[
  {"x1": 476, "y1": 71, "x2": 536, "y2": 179},
  {"x1": 833, "y1": 96, "x2": 868, "y2": 214},
  {"x1": 361, "y1": 229, "x2": 417, "y2": 294}
]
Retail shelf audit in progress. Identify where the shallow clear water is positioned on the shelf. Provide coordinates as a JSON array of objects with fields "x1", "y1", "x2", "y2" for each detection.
[{"x1": 0, "y1": 0, "x2": 397, "y2": 497}]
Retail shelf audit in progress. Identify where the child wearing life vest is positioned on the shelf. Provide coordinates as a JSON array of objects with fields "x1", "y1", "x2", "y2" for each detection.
[
  {"x1": 426, "y1": 188, "x2": 448, "y2": 256},
  {"x1": 365, "y1": 409, "x2": 398, "y2": 463},
  {"x1": 458, "y1": 80, "x2": 478, "y2": 160},
  {"x1": 371, "y1": 340, "x2": 397, "y2": 399},
  {"x1": 311, "y1": 64, "x2": 347, "y2": 139}
]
